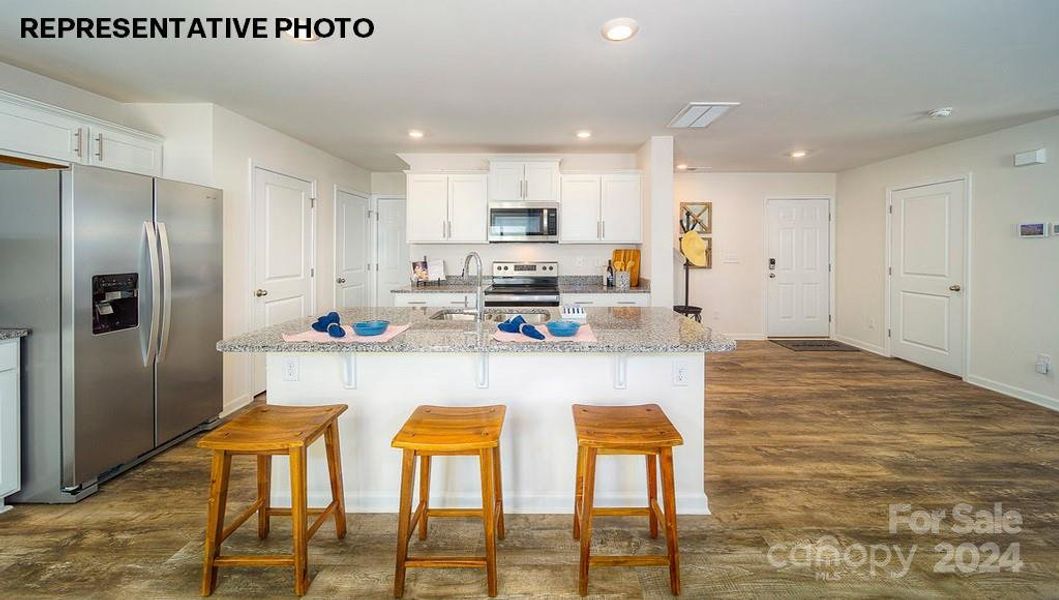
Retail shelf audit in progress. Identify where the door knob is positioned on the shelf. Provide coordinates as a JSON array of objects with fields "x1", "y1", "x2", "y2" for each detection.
[
  {"x1": 254, "y1": 289, "x2": 268, "y2": 297},
  {"x1": 949, "y1": 284, "x2": 962, "y2": 292},
  {"x1": 769, "y1": 273, "x2": 776, "y2": 279},
  {"x1": 336, "y1": 278, "x2": 346, "y2": 284}
]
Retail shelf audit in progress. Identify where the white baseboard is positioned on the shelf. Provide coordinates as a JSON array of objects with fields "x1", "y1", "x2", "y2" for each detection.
[
  {"x1": 833, "y1": 334, "x2": 889, "y2": 357},
  {"x1": 964, "y1": 375, "x2": 1059, "y2": 413},
  {"x1": 220, "y1": 394, "x2": 253, "y2": 418}
]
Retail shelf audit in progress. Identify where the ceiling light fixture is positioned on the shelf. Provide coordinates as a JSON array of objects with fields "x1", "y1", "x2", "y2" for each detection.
[
  {"x1": 667, "y1": 102, "x2": 740, "y2": 129},
  {"x1": 676, "y1": 163, "x2": 688, "y2": 170},
  {"x1": 675, "y1": 165, "x2": 710, "y2": 172},
  {"x1": 601, "y1": 18, "x2": 639, "y2": 42},
  {"x1": 789, "y1": 150, "x2": 808, "y2": 158},
  {"x1": 576, "y1": 130, "x2": 592, "y2": 139},
  {"x1": 408, "y1": 129, "x2": 425, "y2": 139},
  {"x1": 927, "y1": 107, "x2": 953, "y2": 119}
]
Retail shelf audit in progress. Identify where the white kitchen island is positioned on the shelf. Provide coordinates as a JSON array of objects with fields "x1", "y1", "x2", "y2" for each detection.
[{"x1": 217, "y1": 307, "x2": 734, "y2": 515}]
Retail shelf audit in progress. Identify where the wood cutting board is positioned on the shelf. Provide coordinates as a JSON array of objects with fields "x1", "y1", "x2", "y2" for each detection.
[{"x1": 611, "y1": 248, "x2": 641, "y2": 287}]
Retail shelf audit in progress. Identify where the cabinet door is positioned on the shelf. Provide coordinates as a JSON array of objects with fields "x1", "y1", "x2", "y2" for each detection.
[
  {"x1": 600, "y1": 174, "x2": 642, "y2": 243},
  {"x1": 447, "y1": 174, "x2": 488, "y2": 243},
  {"x1": 562, "y1": 293, "x2": 649, "y2": 307},
  {"x1": 406, "y1": 174, "x2": 450, "y2": 243},
  {"x1": 559, "y1": 175, "x2": 602, "y2": 242},
  {"x1": 89, "y1": 126, "x2": 163, "y2": 176},
  {"x1": 488, "y1": 162, "x2": 524, "y2": 201},
  {"x1": 523, "y1": 162, "x2": 560, "y2": 201},
  {"x1": 394, "y1": 293, "x2": 474, "y2": 308},
  {"x1": 0, "y1": 99, "x2": 85, "y2": 164}
]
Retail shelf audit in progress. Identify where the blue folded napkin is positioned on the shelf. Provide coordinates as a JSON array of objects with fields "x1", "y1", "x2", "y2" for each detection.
[
  {"x1": 326, "y1": 322, "x2": 346, "y2": 338},
  {"x1": 311, "y1": 311, "x2": 341, "y2": 332},
  {"x1": 497, "y1": 315, "x2": 545, "y2": 340}
]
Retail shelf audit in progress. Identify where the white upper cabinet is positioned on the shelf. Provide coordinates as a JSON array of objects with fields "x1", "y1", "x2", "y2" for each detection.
[
  {"x1": 600, "y1": 174, "x2": 642, "y2": 243},
  {"x1": 88, "y1": 125, "x2": 164, "y2": 176},
  {"x1": 0, "y1": 91, "x2": 163, "y2": 176},
  {"x1": 559, "y1": 172, "x2": 642, "y2": 244},
  {"x1": 406, "y1": 172, "x2": 488, "y2": 244},
  {"x1": 488, "y1": 160, "x2": 560, "y2": 202}
]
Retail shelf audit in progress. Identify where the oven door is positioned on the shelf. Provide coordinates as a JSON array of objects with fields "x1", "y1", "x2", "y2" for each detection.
[
  {"x1": 483, "y1": 293, "x2": 561, "y2": 307},
  {"x1": 488, "y1": 203, "x2": 559, "y2": 243}
]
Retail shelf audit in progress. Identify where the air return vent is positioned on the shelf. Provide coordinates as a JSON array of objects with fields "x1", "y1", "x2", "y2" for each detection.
[{"x1": 667, "y1": 102, "x2": 740, "y2": 129}]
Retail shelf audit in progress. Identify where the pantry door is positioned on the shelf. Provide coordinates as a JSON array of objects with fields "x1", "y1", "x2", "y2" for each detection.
[
  {"x1": 766, "y1": 198, "x2": 831, "y2": 337},
  {"x1": 334, "y1": 188, "x2": 371, "y2": 308},
  {"x1": 889, "y1": 179, "x2": 966, "y2": 375}
]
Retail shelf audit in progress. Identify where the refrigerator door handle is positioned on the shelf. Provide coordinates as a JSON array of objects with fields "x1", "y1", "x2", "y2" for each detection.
[
  {"x1": 156, "y1": 222, "x2": 174, "y2": 362},
  {"x1": 144, "y1": 221, "x2": 161, "y2": 366}
]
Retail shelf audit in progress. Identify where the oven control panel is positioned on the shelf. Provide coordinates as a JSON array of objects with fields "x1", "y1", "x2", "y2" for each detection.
[{"x1": 491, "y1": 261, "x2": 558, "y2": 277}]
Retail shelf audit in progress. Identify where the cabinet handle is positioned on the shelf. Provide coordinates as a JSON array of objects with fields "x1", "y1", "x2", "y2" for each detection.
[
  {"x1": 442, "y1": 221, "x2": 446, "y2": 239},
  {"x1": 408, "y1": 300, "x2": 427, "y2": 305},
  {"x1": 617, "y1": 301, "x2": 636, "y2": 305},
  {"x1": 95, "y1": 133, "x2": 103, "y2": 160},
  {"x1": 575, "y1": 301, "x2": 593, "y2": 305},
  {"x1": 601, "y1": 220, "x2": 606, "y2": 239},
  {"x1": 337, "y1": 277, "x2": 347, "y2": 284},
  {"x1": 73, "y1": 129, "x2": 82, "y2": 158}
]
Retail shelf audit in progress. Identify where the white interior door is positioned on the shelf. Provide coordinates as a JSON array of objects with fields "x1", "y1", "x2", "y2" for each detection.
[
  {"x1": 252, "y1": 167, "x2": 314, "y2": 394},
  {"x1": 766, "y1": 198, "x2": 831, "y2": 337},
  {"x1": 375, "y1": 196, "x2": 408, "y2": 306},
  {"x1": 335, "y1": 189, "x2": 371, "y2": 308},
  {"x1": 890, "y1": 180, "x2": 966, "y2": 375}
]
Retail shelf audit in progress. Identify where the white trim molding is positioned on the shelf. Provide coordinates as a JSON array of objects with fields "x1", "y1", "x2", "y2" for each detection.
[{"x1": 965, "y1": 375, "x2": 1059, "y2": 413}]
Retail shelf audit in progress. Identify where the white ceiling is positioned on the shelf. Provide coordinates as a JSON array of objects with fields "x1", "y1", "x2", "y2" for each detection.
[{"x1": 2, "y1": 0, "x2": 1058, "y2": 172}]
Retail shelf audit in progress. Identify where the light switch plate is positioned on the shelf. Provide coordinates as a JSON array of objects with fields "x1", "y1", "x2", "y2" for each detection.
[
  {"x1": 672, "y1": 361, "x2": 690, "y2": 386},
  {"x1": 283, "y1": 356, "x2": 300, "y2": 381}
]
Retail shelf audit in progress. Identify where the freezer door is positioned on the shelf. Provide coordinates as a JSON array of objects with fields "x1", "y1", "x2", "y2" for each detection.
[
  {"x1": 62, "y1": 166, "x2": 157, "y2": 487},
  {"x1": 154, "y1": 179, "x2": 223, "y2": 443}
]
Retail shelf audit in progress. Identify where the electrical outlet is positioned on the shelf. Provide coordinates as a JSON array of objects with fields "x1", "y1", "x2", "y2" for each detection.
[
  {"x1": 283, "y1": 356, "x2": 300, "y2": 381},
  {"x1": 868, "y1": 318, "x2": 876, "y2": 330},
  {"x1": 672, "y1": 361, "x2": 690, "y2": 386},
  {"x1": 1036, "y1": 354, "x2": 1052, "y2": 375}
]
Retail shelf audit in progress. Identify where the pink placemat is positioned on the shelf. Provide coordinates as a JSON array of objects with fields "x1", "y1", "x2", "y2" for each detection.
[
  {"x1": 282, "y1": 323, "x2": 410, "y2": 344},
  {"x1": 492, "y1": 323, "x2": 597, "y2": 343}
]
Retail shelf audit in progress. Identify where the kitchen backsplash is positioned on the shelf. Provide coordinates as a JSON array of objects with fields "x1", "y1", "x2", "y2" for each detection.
[{"x1": 409, "y1": 244, "x2": 637, "y2": 277}]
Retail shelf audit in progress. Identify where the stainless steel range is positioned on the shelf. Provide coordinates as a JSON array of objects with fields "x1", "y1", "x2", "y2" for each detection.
[{"x1": 484, "y1": 261, "x2": 560, "y2": 307}]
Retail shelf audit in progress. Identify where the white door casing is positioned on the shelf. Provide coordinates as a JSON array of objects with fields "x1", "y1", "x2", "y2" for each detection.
[
  {"x1": 251, "y1": 166, "x2": 315, "y2": 394},
  {"x1": 766, "y1": 198, "x2": 831, "y2": 337},
  {"x1": 335, "y1": 188, "x2": 371, "y2": 308},
  {"x1": 889, "y1": 180, "x2": 966, "y2": 375},
  {"x1": 375, "y1": 196, "x2": 408, "y2": 306}
]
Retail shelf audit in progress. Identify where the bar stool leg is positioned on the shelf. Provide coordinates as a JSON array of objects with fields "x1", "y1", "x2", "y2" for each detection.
[
  {"x1": 646, "y1": 453, "x2": 659, "y2": 539},
  {"x1": 256, "y1": 455, "x2": 272, "y2": 540},
  {"x1": 393, "y1": 449, "x2": 417, "y2": 598},
  {"x1": 479, "y1": 448, "x2": 498, "y2": 597},
  {"x1": 572, "y1": 444, "x2": 585, "y2": 540},
  {"x1": 417, "y1": 455, "x2": 431, "y2": 540},
  {"x1": 577, "y1": 448, "x2": 598, "y2": 597},
  {"x1": 201, "y1": 450, "x2": 232, "y2": 597},
  {"x1": 324, "y1": 423, "x2": 348, "y2": 538},
  {"x1": 289, "y1": 446, "x2": 309, "y2": 596},
  {"x1": 659, "y1": 447, "x2": 681, "y2": 596},
  {"x1": 492, "y1": 446, "x2": 505, "y2": 540}
]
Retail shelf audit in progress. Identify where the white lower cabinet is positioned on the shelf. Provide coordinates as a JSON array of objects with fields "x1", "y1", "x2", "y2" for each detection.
[
  {"x1": 393, "y1": 293, "x2": 478, "y2": 308},
  {"x1": 0, "y1": 339, "x2": 21, "y2": 513},
  {"x1": 562, "y1": 293, "x2": 650, "y2": 307}
]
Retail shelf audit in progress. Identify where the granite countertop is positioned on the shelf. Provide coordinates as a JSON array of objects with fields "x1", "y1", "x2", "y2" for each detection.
[
  {"x1": 217, "y1": 307, "x2": 734, "y2": 354},
  {"x1": 0, "y1": 328, "x2": 29, "y2": 340},
  {"x1": 392, "y1": 277, "x2": 651, "y2": 295}
]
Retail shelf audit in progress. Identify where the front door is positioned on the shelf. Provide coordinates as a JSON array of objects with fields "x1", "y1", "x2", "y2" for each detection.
[
  {"x1": 335, "y1": 188, "x2": 371, "y2": 308},
  {"x1": 251, "y1": 167, "x2": 314, "y2": 394},
  {"x1": 889, "y1": 180, "x2": 966, "y2": 375},
  {"x1": 766, "y1": 198, "x2": 831, "y2": 337}
]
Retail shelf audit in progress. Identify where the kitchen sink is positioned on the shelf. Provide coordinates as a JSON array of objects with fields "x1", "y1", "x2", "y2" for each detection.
[{"x1": 430, "y1": 309, "x2": 550, "y2": 323}]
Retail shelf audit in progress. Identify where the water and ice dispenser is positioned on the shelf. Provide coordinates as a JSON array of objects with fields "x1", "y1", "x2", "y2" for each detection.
[{"x1": 91, "y1": 273, "x2": 139, "y2": 334}]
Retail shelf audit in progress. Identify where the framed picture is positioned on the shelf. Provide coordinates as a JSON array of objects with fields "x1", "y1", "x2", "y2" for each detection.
[
  {"x1": 411, "y1": 259, "x2": 429, "y2": 282},
  {"x1": 679, "y1": 201, "x2": 712, "y2": 235}
]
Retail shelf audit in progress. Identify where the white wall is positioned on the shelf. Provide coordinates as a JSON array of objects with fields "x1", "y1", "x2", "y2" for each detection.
[
  {"x1": 127, "y1": 103, "x2": 215, "y2": 187},
  {"x1": 211, "y1": 106, "x2": 371, "y2": 411},
  {"x1": 397, "y1": 152, "x2": 638, "y2": 172},
  {"x1": 371, "y1": 171, "x2": 406, "y2": 195},
  {"x1": 637, "y1": 136, "x2": 676, "y2": 308},
  {"x1": 673, "y1": 172, "x2": 837, "y2": 338},
  {"x1": 836, "y1": 115, "x2": 1059, "y2": 410}
]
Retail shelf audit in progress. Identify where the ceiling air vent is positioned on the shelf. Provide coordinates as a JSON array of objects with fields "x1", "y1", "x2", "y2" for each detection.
[{"x1": 667, "y1": 102, "x2": 740, "y2": 129}]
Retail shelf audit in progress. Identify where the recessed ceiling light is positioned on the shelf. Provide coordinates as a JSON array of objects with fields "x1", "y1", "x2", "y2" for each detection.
[
  {"x1": 408, "y1": 129, "x2": 425, "y2": 139},
  {"x1": 601, "y1": 18, "x2": 639, "y2": 42},
  {"x1": 927, "y1": 107, "x2": 953, "y2": 119},
  {"x1": 283, "y1": 31, "x2": 320, "y2": 42},
  {"x1": 789, "y1": 150, "x2": 808, "y2": 158},
  {"x1": 676, "y1": 163, "x2": 688, "y2": 170},
  {"x1": 576, "y1": 130, "x2": 592, "y2": 139}
]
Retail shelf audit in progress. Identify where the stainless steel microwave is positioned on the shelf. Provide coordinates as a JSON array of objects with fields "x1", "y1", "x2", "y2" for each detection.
[{"x1": 488, "y1": 202, "x2": 559, "y2": 243}]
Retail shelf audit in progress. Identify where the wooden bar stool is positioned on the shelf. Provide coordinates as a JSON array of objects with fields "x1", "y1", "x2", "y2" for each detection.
[
  {"x1": 391, "y1": 405, "x2": 506, "y2": 598},
  {"x1": 197, "y1": 404, "x2": 348, "y2": 597},
  {"x1": 572, "y1": 404, "x2": 684, "y2": 596}
]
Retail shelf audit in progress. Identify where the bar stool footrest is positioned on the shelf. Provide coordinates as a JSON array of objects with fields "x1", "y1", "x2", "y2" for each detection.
[
  {"x1": 590, "y1": 555, "x2": 670, "y2": 567},
  {"x1": 213, "y1": 555, "x2": 296, "y2": 567},
  {"x1": 405, "y1": 556, "x2": 488, "y2": 569}
]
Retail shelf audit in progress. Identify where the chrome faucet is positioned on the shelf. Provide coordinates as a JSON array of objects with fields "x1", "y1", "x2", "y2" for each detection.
[{"x1": 463, "y1": 251, "x2": 485, "y2": 321}]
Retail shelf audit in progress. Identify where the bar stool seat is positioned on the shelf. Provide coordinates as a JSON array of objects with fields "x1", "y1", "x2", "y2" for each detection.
[
  {"x1": 572, "y1": 404, "x2": 684, "y2": 596},
  {"x1": 198, "y1": 404, "x2": 348, "y2": 597},
  {"x1": 392, "y1": 405, "x2": 506, "y2": 598}
]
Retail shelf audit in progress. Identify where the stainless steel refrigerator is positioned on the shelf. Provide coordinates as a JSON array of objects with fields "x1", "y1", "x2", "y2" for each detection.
[{"x1": 0, "y1": 164, "x2": 223, "y2": 503}]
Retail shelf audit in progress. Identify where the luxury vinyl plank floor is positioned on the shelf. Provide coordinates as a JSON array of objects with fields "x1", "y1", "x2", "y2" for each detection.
[{"x1": 1, "y1": 341, "x2": 1057, "y2": 598}]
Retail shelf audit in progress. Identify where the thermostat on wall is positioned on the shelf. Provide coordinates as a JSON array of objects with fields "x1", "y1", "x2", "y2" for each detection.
[{"x1": 1017, "y1": 222, "x2": 1050, "y2": 238}]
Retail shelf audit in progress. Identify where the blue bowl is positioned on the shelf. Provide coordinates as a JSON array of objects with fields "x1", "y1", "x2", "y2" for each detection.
[
  {"x1": 353, "y1": 320, "x2": 390, "y2": 336},
  {"x1": 545, "y1": 320, "x2": 581, "y2": 337}
]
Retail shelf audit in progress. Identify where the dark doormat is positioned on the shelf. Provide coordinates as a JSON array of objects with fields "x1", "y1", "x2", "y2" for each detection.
[{"x1": 771, "y1": 339, "x2": 859, "y2": 352}]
